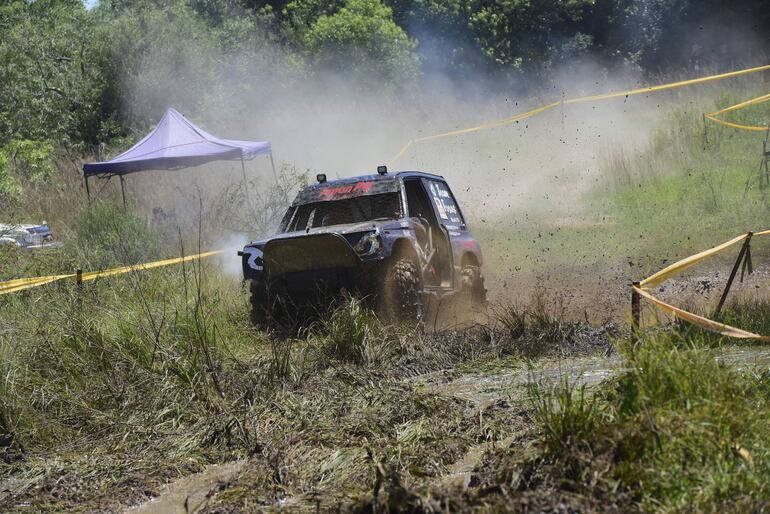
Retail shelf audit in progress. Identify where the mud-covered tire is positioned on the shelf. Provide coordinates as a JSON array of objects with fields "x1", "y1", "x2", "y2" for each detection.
[
  {"x1": 461, "y1": 264, "x2": 487, "y2": 310},
  {"x1": 379, "y1": 258, "x2": 424, "y2": 323}
]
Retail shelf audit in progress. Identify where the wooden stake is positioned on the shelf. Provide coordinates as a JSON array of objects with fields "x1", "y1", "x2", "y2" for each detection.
[{"x1": 631, "y1": 281, "x2": 641, "y2": 344}]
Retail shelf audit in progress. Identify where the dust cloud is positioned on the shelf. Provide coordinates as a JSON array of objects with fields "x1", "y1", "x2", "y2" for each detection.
[
  {"x1": 111, "y1": 22, "x2": 766, "y2": 319},
  {"x1": 123, "y1": 51, "x2": 667, "y2": 229}
]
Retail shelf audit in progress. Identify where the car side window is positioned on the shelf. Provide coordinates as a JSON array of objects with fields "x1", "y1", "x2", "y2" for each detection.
[{"x1": 425, "y1": 180, "x2": 464, "y2": 226}]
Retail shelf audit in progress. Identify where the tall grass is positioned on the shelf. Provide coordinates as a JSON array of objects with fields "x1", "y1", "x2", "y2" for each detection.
[{"x1": 596, "y1": 87, "x2": 770, "y2": 262}]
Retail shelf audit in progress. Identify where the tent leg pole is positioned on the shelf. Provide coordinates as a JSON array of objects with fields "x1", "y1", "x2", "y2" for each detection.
[
  {"x1": 241, "y1": 157, "x2": 258, "y2": 218},
  {"x1": 120, "y1": 175, "x2": 127, "y2": 211},
  {"x1": 85, "y1": 176, "x2": 91, "y2": 206},
  {"x1": 269, "y1": 153, "x2": 278, "y2": 184},
  {"x1": 269, "y1": 153, "x2": 288, "y2": 202}
]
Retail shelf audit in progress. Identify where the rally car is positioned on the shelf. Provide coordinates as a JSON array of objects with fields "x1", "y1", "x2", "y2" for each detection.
[
  {"x1": 240, "y1": 167, "x2": 485, "y2": 327},
  {"x1": 0, "y1": 223, "x2": 61, "y2": 249}
]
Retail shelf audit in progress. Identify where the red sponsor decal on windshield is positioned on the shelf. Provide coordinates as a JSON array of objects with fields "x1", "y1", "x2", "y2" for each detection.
[{"x1": 319, "y1": 181, "x2": 374, "y2": 198}]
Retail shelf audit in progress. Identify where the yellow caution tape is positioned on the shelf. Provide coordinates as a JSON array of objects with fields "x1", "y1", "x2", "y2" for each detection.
[
  {"x1": 704, "y1": 92, "x2": 770, "y2": 132},
  {"x1": 79, "y1": 250, "x2": 223, "y2": 282},
  {"x1": 565, "y1": 64, "x2": 770, "y2": 104},
  {"x1": 0, "y1": 250, "x2": 223, "y2": 296},
  {"x1": 390, "y1": 102, "x2": 561, "y2": 162},
  {"x1": 708, "y1": 92, "x2": 770, "y2": 116},
  {"x1": 633, "y1": 286, "x2": 770, "y2": 341},
  {"x1": 704, "y1": 115, "x2": 770, "y2": 132},
  {"x1": 391, "y1": 63, "x2": 770, "y2": 163},
  {"x1": 639, "y1": 233, "x2": 750, "y2": 290},
  {"x1": 0, "y1": 275, "x2": 75, "y2": 295},
  {"x1": 635, "y1": 229, "x2": 770, "y2": 341}
]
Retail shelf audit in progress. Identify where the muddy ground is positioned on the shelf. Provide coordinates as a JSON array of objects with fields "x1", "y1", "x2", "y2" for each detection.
[
  {"x1": 119, "y1": 341, "x2": 770, "y2": 514},
  {"x1": 485, "y1": 260, "x2": 770, "y2": 325}
]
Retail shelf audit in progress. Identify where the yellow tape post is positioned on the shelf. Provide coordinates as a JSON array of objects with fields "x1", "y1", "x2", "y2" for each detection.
[
  {"x1": 635, "y1": 229, "x2": 770, "y2": 341},
  {"x1": 705, "y1": 92, "x2": 770, "y2": 132},
  {"x1": 390, "y1": 63, "x2": 770, "y2": 163},
  {"x1": 0, "y1": 250, "x2": 223, "y2": 296}
]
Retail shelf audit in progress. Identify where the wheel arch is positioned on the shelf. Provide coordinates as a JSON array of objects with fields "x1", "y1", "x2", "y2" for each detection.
[
  {"x1": 461, "y1": 251, "x2": 481, "y2": 268},
  {"x1": 390, "y1": 237, "x2": 420, "y2": 264}
]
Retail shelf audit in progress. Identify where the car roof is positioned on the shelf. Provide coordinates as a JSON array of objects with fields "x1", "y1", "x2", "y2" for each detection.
[
  {"x1": 292, "y1": 171, "x2": 448, "y2": 206},
  {"x1": 315, "y1": 171, "x2": 445, "y2": 185}
]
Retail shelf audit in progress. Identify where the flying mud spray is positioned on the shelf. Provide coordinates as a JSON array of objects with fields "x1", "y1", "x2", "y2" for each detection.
[{"x1": 118, "y1": 16, "x2": 768, "y2": 324}]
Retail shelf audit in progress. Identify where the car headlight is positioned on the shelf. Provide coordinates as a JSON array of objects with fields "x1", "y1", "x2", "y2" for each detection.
[{"x1": 353, "y1": 232, "x2": 381, "y2": 256}]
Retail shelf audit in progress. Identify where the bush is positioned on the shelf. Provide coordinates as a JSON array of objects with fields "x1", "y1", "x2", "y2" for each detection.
[
  {"x1": 0, "y1": 140, "x2": 54, "y2": 204},
  {"x1": 73, "y1": 201, "x2": 161, "y2": 267},
  {"x1": 303, "y1": 0, "x2": 419, "y2": 80}
]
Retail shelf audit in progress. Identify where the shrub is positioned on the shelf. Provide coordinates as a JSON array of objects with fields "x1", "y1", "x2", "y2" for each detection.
[
  {"x1": 73, "y1": 201, "x2": 161, "y2": 267},
  {"x1": 0, "y1": 140, "x2": 54, "y2": 204}
]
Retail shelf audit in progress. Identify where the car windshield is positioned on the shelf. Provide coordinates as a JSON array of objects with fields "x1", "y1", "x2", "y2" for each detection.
[{"x1": 283, "y1": 192, "x2": 401, "y2": 232}]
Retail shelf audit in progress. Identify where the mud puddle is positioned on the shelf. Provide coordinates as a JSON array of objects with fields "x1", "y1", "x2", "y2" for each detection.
[
  {"x1": 420, "y1": 355, "x2": 622, "y2": 406},
  {"x1": 126, "y1": 460, "x2": 245, "y2": 514},
  {"x1": 429, "y1": 346, "x2": 770, "y2": 405},
  {"x1": 714, "y1": 346, "x2": 770, "y2": 370}
]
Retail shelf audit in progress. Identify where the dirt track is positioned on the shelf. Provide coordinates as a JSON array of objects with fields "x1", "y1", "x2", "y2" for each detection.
[{"x1": 485, "y1": 261, "x2": 770, "y2": 325}]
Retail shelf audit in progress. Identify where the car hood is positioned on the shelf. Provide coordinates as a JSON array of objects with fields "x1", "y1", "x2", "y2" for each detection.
[{"x1": 247, "y1": 219, "x2": 407, "y2": 247}]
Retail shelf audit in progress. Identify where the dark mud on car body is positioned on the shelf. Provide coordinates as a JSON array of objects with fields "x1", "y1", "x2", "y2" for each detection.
[{"x1": 241, "y1": 170, "x2": 486, "y2": 327}]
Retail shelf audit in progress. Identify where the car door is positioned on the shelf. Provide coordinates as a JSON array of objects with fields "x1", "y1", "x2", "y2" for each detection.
[{"x1": 421, "y1": 178, "x2": 476, "y2": 287}]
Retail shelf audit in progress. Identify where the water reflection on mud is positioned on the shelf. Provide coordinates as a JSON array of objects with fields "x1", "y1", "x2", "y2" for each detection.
[{"x1": 430, "y1": 345, "x2": 770, "y2": 405}]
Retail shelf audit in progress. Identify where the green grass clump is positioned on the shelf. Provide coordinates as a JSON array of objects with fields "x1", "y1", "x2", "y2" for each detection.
[
  {"x1": 518, "y1": 321, "x2": 770, "y2": 512},
  {"x1": 612, "y1": 335, "x2": 770, "y2": 511},
  {"x1": 311, "y1": 295, "x2": 394, "y2": 365},
  {"x1": 529, "y1": 378, "x2": 600, "y2": 456}
]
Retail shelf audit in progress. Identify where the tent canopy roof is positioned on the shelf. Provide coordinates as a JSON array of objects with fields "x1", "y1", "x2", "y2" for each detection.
[{"x1": 83, "y1": 108, "x2": 271, "y2": 177}]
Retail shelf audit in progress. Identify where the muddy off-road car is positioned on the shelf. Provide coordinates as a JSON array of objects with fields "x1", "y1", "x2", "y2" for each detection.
[{"x1": 240, "y1": 167, "x2": 485, "y2": 327}]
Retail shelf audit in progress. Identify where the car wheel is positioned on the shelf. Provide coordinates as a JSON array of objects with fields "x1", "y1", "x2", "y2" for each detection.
[
  {"x1": 380, "y1": 258, "x2": 424, "y2": 323},
  {"x1": 461, "y1": 264, "x2": 487, "y2": 310}
]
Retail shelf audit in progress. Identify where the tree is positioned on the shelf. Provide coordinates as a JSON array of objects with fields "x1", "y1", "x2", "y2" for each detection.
[
  {"x1": 0, "y1": 0, "x2": 106, "y2": 145},
  {"x1": 302, "y1": 0, "x2": 419, "y2": 80}
]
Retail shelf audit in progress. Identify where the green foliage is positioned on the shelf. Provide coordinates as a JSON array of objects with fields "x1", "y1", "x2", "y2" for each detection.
[
  {"x1": 312, "y1": 295, "x2": 393, "y2": 364},
  {"x1": 0, "y1": 152, "x2": 21, "y2": 204},
  {"x1": 0, "y1": 140, "x2": 55, "y2": 203},
  {"x1": 468, "y1": 0, "x2": 596, "y2": 73},
  {"x1": 609, "y1": 335, "x2": 770, "y2": 510},
  {"x1": 74, "y1": 202, "x2": 161, "y2": 267},
  {"x1": 303, "y1": 0, "x2": 419, "y2": 79},
  {"x1": 0, "y1": 0, "x2": 106, "y2": 145},
  {"x1": 3, "y1": 0, "x2": 770, "y2": 150},
  {"x1": 95, "y1": 0, "x2": 298, "y2": 134},
  {"x1": 522, "y1": 321, "x2": 770, "y2": 511},
  {"x1": 529, "y1": 378, "x2": 601, "y2": 455}
]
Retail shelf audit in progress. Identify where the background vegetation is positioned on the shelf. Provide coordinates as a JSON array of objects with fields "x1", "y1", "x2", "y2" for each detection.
[{"x1": 2, "y1": 0, "x2": 769, "y2": 181}]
